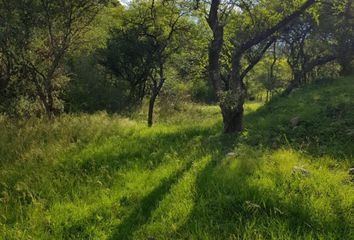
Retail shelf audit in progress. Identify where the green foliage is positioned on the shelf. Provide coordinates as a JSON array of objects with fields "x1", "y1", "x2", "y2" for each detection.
[
  {"x1": 65, "y1": 55, "x2": 130, "y2": 113},
  {"x1": 0, "y1": 0, "x2": 107, "y2": 116},
  {"x1": 73, "y1": 4, "x2": 123, "y2": 54},
  {"x1": 168, "y1": 18, "x2": 212, "y2": 103},
  {"x1": 102, "y1": 26, "x2": 154, "y2": 103},
  {"x1": 246, "y1": 56, "x2": 291, "y2": 99},
  {"x1": 2, "y1": 0, "x2": 351, "y2": 118},
  {"x1": 1, "y1": 77, "x2": 353, "y2": 239}
]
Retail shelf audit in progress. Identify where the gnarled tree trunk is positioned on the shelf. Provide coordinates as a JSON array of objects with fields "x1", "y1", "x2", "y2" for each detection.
[
  {"x1": 205, "y1": 0, "x2": 316, "y2": 133},
  {"x1": 220, "y1": 100, "x2": 244, "y2": 133},
  {"x1": 207, "y1": 0, "x2": 223, "y2": 95},
  {"x1": 207, "y1": 0, "x2": 244, "y2": 133}
]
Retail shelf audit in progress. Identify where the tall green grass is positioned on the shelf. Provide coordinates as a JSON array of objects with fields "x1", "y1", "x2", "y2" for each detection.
[{"x1": 1, "y1": 77, "x2": 353, "y2": 239}]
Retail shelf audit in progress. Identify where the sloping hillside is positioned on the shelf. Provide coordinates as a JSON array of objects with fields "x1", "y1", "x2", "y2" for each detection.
[
  {"x1": 0, "y1": 77, "x2": 353, "y2": 239},
  {"x1": 245, "y1": 77, "x2": 354, "y2": 161}
]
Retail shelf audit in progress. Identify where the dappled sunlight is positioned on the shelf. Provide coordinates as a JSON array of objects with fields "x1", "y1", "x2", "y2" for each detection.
[{"x1": 244, "y1": 101, "x2": 264, "y2": 114}]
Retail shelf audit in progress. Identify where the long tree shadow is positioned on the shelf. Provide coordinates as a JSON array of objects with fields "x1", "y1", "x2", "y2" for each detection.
[
  {"x1": 52, "y1": 125, "x2": 221, "y2": 198},
  {"x1": 45, "y1": 124, "x2": 233, "y2": 239},
  {"x1": 107, "y1": 127, "x2": 239, "y2": 240},
  {"x1": 67, "y1": 126, "x2": 219, "y2": 172},
  {"x1": 109, "y1": 159, "x2": 195, "y2": 240}
]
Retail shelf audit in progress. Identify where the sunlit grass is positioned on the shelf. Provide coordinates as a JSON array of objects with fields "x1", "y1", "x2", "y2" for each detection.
[{"x1": 1, "y1": 77, "x2": 353, "y2": 239}]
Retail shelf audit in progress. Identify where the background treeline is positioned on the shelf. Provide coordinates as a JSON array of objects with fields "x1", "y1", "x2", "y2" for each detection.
[{"x1": 1, "y1": 0, "x2": 353, "y2": 127}]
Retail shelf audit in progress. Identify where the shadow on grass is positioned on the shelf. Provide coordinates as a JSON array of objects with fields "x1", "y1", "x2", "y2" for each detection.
[
  {"x1": 54, "y1": 78, "x2": 354, "y2": 238},
  {"x1": 69, "y1": 126, "x2": 218, "y2": 171},
  {"x1": 107, "y1": 128, "x2": 238, "y2": 239},
  {"x1": 52, "y1": 125, "x2": 222, "y2": 194},
  {"x1": 109, "y1": 160, "x2": 194, "y2": 240},
  {"x1": 173, "y1": 148, "x2": 352, "y2": 239},
  {"x1": 107, "y1": 83, "x2": 353, "y2": 239},
  {"x1": 171, "y1": 79, "x2": 354, "y2": 238}
]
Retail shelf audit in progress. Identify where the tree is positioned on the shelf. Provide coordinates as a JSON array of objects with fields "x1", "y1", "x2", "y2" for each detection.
[
  {"x1": 0, "y1": 0, "x2": 107, "y2": 117},
  {"x1": 281, "y1": 0, "x2": 354, "y2": 95},
  {"x1": 331, "y1": 0, "x2": 354, "y2": 75},
  {"x1": 103, "y1": 27, "x2": 154, "y2": 105},
  {"x1": 262, "y1": 41, "x2": 281, "y2": 102},
  {"x1": 199, "y1": 0, "x2": 317, "y2": 133},
  {"x1": 103, "y1": 0, "x2": 189, "y2": 127}
]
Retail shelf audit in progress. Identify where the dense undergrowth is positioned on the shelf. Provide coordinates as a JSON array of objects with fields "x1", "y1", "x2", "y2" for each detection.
[{"x1": 0, "y1": 77, "x2": 353, "y2": 239}]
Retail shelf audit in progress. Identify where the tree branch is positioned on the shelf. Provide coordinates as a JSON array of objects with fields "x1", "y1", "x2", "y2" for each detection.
[{"x1": 240, "y1": 36, "x2": 277, "y2": 80}]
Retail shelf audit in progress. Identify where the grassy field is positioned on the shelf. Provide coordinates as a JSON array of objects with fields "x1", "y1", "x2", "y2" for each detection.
[{"x1": 1, "y1": 77, "x2": 354, "y2": 239}]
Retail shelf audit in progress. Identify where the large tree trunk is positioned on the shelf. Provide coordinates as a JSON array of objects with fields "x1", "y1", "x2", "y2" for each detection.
[
  {"x1": 207, "y1": 0, "x2": 223, "y2": 94},
  {"x1": 148, "y1": 93, "x2": 157, "y2": 128},
  {"x1": 207, "y1": 0, "x2": 243, "y2": 133},
  {"x1": 208, "y1": 28, "x2": 223, "y2": 94},
  {"x1": 220, "y1": 100, "x2": 244, "y2": 133},
  {"x1": 43, "y1": 76, "x2": 57, "y2": 118},
  {"x1": 32, "y1": 73, "x2": 55, "y2": 118},
  {"x1": 221, "y1": 55, "x2": 246, "y2": 133},
  {"x1": 47, "y1": 90, "x2": 55, "y2": 118}
]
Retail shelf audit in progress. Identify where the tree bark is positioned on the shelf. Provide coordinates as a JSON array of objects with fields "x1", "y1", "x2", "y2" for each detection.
[
  {"x1": 220, "y1": 53, "x2": 245, "y2": 133},
  {"x1": 207, "y1": 0, "x2": 242, "y2": 133},
  {"x1": 46, "y1": 78, "x2": 56, "y2": 118},
  {"x1": 148, "y1": 93, "x2": 157, "y2": 127},
  {"x1": 147, "y1": 62, "x2": 165, "y2": 127},
  {"x1": 208, "y1": 27, "x2": 224, "y2": 94},
  {"x1": 220, "y1": 102, "x2": 244, "y2": 133},
  {"x1": 207, "y1": 0, "x2": 223, "y2": 95}
]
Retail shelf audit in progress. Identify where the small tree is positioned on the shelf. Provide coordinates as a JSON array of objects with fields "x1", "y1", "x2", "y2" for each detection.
[{"x1": 103, "y1": 0, "x2": 189, "y2": 127}]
